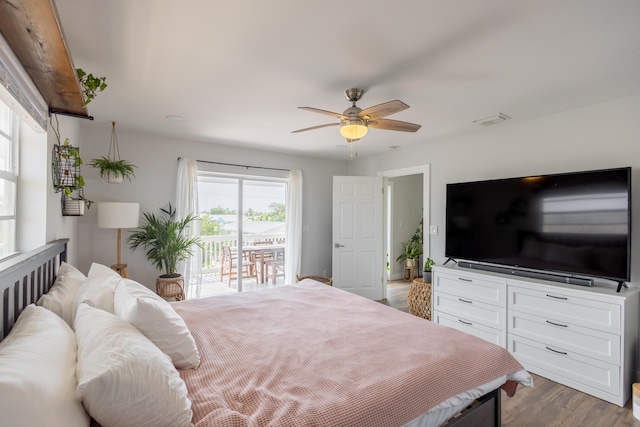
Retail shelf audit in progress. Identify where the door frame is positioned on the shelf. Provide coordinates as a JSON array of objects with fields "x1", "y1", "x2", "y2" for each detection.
[{"x1": 378, "y1": 164, "x2": 431, "y2": 299}]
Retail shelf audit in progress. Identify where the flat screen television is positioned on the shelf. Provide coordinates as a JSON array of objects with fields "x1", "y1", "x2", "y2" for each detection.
[{"x1": 445, "y1": 167, "x2": 631, "y2": 284}]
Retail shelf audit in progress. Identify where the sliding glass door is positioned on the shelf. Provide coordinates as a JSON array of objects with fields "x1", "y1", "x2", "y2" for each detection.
[{"x1": 198, "y1": 173, "x2": 286, "y2": 296}]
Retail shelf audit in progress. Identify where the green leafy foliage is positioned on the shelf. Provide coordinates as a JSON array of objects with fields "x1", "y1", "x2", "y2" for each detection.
[
  {"x1": 199, "y1": 204, "x2": 285, "y2": 236},
  {"x1": 244, "y1": 202, "x2": 285, "y2": 222},
  {"x1": 199, "y1": 214, "x2": 223, "y2": 236},
  {"x1": 396, "y1": 224, "x2": 423, "y2": 264},
  {"x1": 423, "y1": 258, "x2": 435, "y2": 272},
  {"x1": 128, "y1": 203, "x2": 202, "y2": 275},
  {"x1": 55, "y1": 138, "x2": 93, "y2": 209},
  {"x1": 76, "y1": 68, "x2": 107, "y2": 105},
  {"x1": 89, "y1": 156, "x2": 137, "y2": 181}
]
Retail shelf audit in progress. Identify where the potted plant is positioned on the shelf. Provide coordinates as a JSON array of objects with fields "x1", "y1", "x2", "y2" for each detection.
[
  {"x1": 423, "y1": 257, "x2": 435, "y2": 282},
  {"x1": 89, "y1": 156, "x2": 136, "y2": 183},
  {"x1": 76, "y1": 68, "x2": 107, "y2": 105},
  {"x1": 52, "y1": 137, "x2": 93, "y2": 215},
  {"x1": 396, "y1": 225, "x2": 423, "y2": 268},
  {"x1": 89, "y1": 122, "x2": 137, "y2": 183},
  {"x1": 396, "y1": 239, "x2": 423, "y2": 268},
  {"x1": 128, "y1": 203, "x2": 202, "y2": 300},
  {"x1": 62, "y1": 184, "x2": 93, "y2": 216}
]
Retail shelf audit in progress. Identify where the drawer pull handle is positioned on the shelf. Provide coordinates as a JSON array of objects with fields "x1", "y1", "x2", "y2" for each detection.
[
  {"x1": 546, "y1": 294, "x2": 568, "y2": 300},
  {"x1": 458, "y1": 319, "x2": 473, "y2": 326},
  {"x1": 546, "y1": 346, "x2": 568, "y2": 355},
  {"x1": 458, "y1": 298, "x2": 473, "y2": 304},
  {"x1": 458, "y1": 277, "x2": 473, "y2": 282},
  {"x1": 546, "y1": 320, "x2": 568, "y2": 328}
]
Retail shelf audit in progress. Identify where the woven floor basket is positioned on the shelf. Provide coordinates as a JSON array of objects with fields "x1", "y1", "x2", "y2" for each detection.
[
  {"x1": 156, "y1": 275, "x2": 185, "y2": 301},
  {"x1": 296, "y1": 275, "x2": 333, "y2": 286},
  {"x1": 407, "y1": 279, "x2": 432, "y2": 320}
]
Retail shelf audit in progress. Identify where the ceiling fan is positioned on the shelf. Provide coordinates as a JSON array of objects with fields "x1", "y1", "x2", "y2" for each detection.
[{"x1": 292, "y1": 88, "x2": 422, "y2": 142}]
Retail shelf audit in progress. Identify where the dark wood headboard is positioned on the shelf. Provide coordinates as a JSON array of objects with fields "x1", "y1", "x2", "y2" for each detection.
[{"x1": 0, "y1": 239, "x2": 68, "y2": 341}]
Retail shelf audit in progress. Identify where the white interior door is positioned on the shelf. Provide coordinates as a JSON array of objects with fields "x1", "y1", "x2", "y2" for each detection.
[{"x1": 332, "y1": 176, "x2": 383, "y2": 300}]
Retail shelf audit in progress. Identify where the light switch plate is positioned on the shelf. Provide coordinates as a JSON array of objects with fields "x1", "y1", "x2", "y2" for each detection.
[{"x1": 429, "y1": 225, "x2": 438, "y2": 235}]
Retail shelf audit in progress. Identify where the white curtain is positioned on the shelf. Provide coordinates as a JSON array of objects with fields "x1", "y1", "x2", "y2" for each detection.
[
  {"x1": 176, "y1": 158, "x2": 202, "y2": 299},
  {"x1": 284, "y1": 170, "x2": 303, "y2": 283}
]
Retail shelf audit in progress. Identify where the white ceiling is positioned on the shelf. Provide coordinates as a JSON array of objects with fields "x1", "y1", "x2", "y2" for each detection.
[{"x1": 53, "y1": 0, "x2": 640, "y2": 160}]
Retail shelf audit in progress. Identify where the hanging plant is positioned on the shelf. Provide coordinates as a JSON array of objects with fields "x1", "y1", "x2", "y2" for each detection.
[
  {"x1": 55, "y1": 139, "x2": 93, "y2": 210},
  {"x1": 76, "y1": 68, "x2": 107, "y2": 105},
  {"x1": 89, "y1": 156, "x2": 136, "y2": 183},
  {"x1": 89, "y1": 121, "x2": 137, "y2": 183},
  {"x1": 50, "y1": 114, "x2": 93, "y2": 215}
]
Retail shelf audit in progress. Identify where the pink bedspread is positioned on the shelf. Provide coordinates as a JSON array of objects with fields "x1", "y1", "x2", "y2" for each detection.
[{"x1": 174, "y1": 280, "x2": 525, "y2": 427}]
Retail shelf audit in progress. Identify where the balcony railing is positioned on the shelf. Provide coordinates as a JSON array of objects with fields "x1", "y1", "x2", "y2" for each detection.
[{"x1": 200, "y1": 234, "x2": 286, "y2": 273}]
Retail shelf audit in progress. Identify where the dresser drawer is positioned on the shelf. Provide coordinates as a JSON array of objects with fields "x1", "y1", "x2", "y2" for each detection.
[
  {"x1": 433, "y1": 292, "x2": 505, "y2": 331},
  {"x1": 508, "y1": 334, "x2": 620, "y2": 396},
  {"x1": 434, "y1": 310, "x2": 505, "y2": 347},
  {"x1": 508, "y1": 285, "x2": 621, "y2": 335},
  {"x1": 433, "y1": 271, "x2": 505, "y2": 307},
  {"x1": 509, "y1": 310, "x2": 620, "y2": 365}
]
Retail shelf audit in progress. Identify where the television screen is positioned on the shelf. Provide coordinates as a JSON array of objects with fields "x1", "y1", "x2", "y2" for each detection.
[{"x1": 445, "y1": 167, "x2": 631, "y2": 282}]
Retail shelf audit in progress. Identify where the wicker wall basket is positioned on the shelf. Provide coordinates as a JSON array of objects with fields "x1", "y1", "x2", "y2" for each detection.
[
  {"x1": 156, "y1": 275, "x2": 185, "y2": 301},
  {"x1": 407, "y1": 279, "x2": 432, "y2": 320}
]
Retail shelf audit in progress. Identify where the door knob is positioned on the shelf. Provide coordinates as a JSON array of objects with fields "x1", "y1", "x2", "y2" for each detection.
[{"x1": 334, "y1": 243, "x2": 344, "y2": 248}]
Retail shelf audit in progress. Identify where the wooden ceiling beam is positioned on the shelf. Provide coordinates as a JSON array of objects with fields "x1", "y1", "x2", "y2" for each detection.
[{"x1": 0, "y1": 0, "x2": 87, "y2": 117}]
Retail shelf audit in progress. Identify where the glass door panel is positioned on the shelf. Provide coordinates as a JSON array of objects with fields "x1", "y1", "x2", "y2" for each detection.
[
  {"x1": 242, "y1": 180, "x2": 286, "y2": 291},
  {"x1": 197, "y1": 175, "x2": 239, "y2": 295}
]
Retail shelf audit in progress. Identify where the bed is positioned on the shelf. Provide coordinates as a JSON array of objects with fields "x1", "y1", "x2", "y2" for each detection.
[{"x1": 0, "y1": 240, "x2": 532, "y2": 427}]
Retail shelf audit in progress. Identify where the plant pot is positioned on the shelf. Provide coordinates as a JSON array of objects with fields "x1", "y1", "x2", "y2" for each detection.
[
  {"x1": 423, "y1": 271, "x2": 432, "y2": 283},
  {"x1": 103, "y1": 172, "x2": 124, "y2": 184},
  {"x1": 156, "y1": 274, "x2": 185, "y2": 301},
  {"x1": 62, "y1": 198, "x2": 85, "y2": 216},
  {"x1": 405, "y1": 259, "x2": 415, "y2": 268}
]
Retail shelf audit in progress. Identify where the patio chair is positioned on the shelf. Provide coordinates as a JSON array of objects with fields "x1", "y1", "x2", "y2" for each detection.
[
  {"x1": 264, "y1": 248, "x2": 285, "y2": 284},
  {"x1": 220, "y1": 245, "x2": 257, "y2": 286}
]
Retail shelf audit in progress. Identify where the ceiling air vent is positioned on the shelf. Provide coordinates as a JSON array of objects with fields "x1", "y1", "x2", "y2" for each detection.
[{"x1": 473, "y1": 113, "x2": 510, "y2": 126}]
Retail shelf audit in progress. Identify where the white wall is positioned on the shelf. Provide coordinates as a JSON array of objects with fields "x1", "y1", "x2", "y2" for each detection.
[
  {"x1": 17, "y1": 122, "x2": 47, "y2": 252},
  {"x1": 71, "y1": 121, "x2": 347, "y2": 288},
  {"x1": 349, "y1": 94, "x2": 640, "y2": 289}
]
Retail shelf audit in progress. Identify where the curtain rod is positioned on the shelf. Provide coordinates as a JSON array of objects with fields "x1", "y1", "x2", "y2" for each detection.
[{"x1": 178, "y1": 158, "x2": 290, "y2": 172}]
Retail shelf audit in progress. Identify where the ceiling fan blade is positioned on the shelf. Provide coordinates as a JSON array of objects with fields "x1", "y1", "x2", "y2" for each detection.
[
  {"x1": 360, "y1": 100, "x2": 409, "y2": 120},
  {"x1": 291, "y1": 123, "x2": 340, "y2": 133},
  {"x1": 368, "y1": 118, "x2": 421, "y2": 132},
  {"x1": 298, "y1": 107, "x2": 346, "y2": 120}
]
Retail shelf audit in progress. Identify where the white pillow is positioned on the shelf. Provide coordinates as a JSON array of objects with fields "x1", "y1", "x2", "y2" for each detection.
[
  {"x1": 88, "y1": 262, "x2": 119, "y2": 278},
  {"x1": 75, "y1": 303, "x2": 193, "y2": 427},
  {"x1": 37, "y1": 261, "x2": 86, "y2": 327},
  {"x1": 72, "y1": 263, "x2": 121, "y2": 324},
  {"x1": 114, "y1": 278, "x2": 200, "y2": 369},
  {"x1": 0, "y1": 305, "x2": 89, "y2": 427}
]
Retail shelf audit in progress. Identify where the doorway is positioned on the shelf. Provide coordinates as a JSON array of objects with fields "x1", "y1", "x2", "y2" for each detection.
[
  {"x1": 197, "y1": 172, "x2": 287, "y2": 296},
  {"x1": 379, "y1": 165, "x2": 430, "y2": 299}
]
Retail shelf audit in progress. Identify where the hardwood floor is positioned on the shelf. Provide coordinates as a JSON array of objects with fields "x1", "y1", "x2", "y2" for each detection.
[
  {"x1": 382, "y1": 279, "x2": 640, "y2": 427},
  {"x1": 380, "y1": 280, "x2": 410, "y2": 312}
]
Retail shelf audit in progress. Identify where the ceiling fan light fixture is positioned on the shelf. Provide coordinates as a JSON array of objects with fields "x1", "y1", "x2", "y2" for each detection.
[{"x1": 340, "y1": 119, "x2": 368, "y2": 140}]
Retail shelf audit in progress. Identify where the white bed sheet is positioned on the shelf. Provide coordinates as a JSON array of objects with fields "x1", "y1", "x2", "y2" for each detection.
[{"x1": 403, "y1": 369, "x2": 533, "y2": 427}]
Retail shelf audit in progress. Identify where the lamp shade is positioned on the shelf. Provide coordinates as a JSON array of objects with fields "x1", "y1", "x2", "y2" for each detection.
[
  {"x1": 339, "y1": 119, "x2": 368, "y2": 140},
  {"x1": 98, "y1": 202, "x2": 140, "y2": 229}
]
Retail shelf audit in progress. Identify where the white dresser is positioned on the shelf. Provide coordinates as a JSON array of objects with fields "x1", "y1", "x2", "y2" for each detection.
[
  {"x1": 432, "y1": 265, "x2": 639, "y2": 406},
  {"x1": 432, "y1": 267, "x2": 506, "y2": 347}
]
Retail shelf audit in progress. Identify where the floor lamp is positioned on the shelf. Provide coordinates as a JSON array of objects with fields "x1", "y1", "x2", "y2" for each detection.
[{"x1": 98, "y1": 202, "x2": 140, "y2": 278}]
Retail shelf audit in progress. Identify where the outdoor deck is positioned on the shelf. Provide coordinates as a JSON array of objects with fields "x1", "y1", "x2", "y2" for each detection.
[{"x1": 195, "y1": 270, "x2": 288, "y2": 298}]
